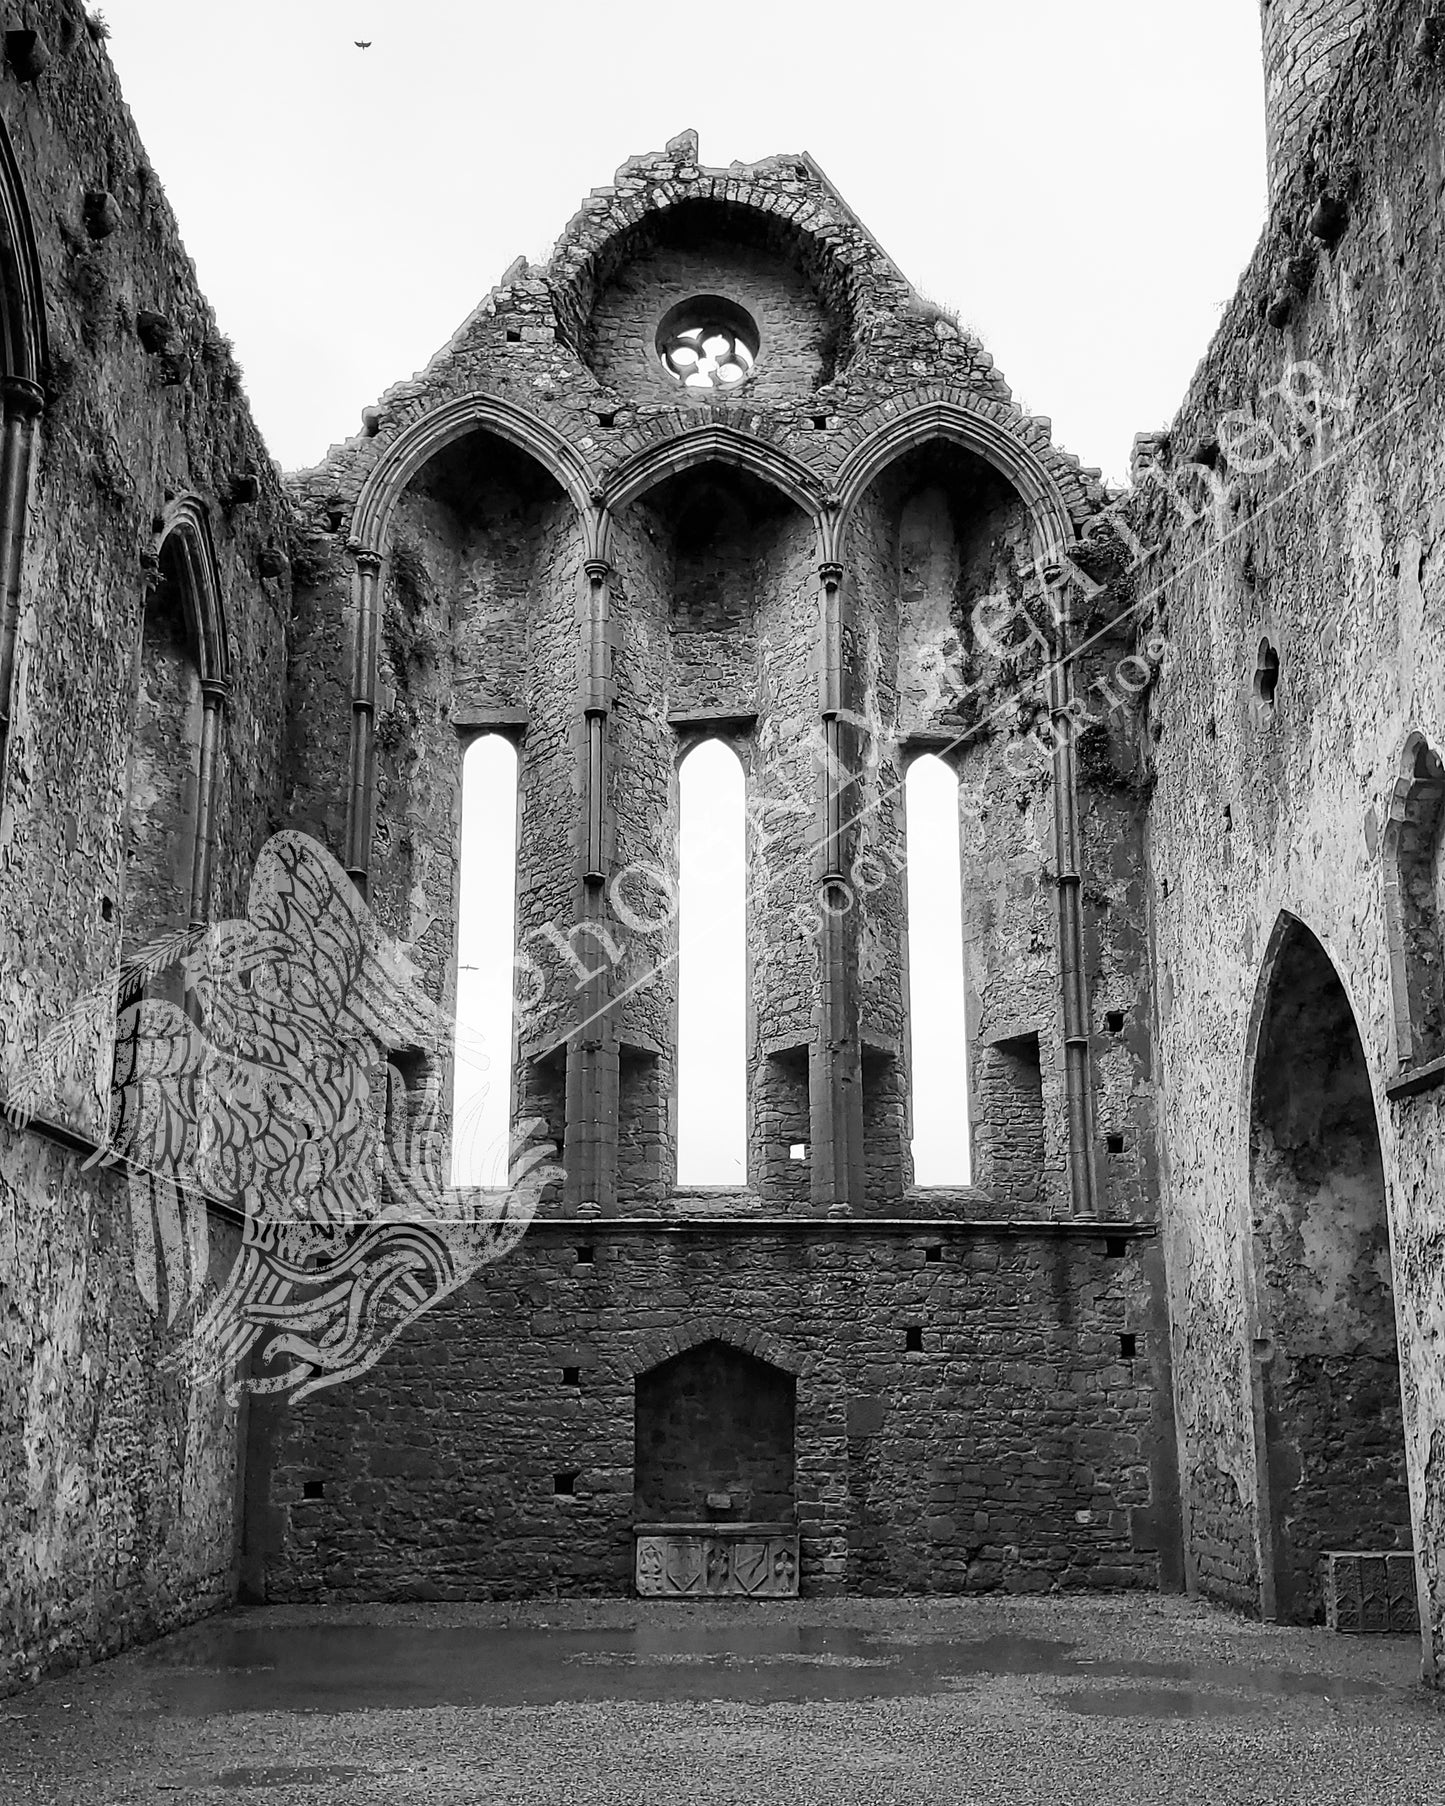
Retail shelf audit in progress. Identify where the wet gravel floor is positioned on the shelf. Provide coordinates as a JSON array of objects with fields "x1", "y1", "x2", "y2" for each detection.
[{"x1": 1, "y1": 1593, "x2": 1441, "y2": 1804}]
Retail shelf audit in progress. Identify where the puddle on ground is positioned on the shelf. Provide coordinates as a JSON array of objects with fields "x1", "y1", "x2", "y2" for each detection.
[
  {"x1": 139, "y1": 1620, "x2": 1395, "y2": 1717},
  {"x1": 213, "y1": 1768, "x2": 368, "y2": 1790},
  {"x1": 1056, "y1": 1687, "x2": 1265, "y2": 1719}
]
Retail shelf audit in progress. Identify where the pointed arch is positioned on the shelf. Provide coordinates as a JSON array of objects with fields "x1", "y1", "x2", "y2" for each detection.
[
  {"x1": 1242, "y1": 911, "x2": 1409, "y2": 1626},
  {"x1": 603, "y1": 425, "x2": 826, "y2": 521},
  {"x1": 349, "y1": 393, "x2": 596, "y2": 554},
  {"x1": 621, "y1": 1314, "x2": 810, "y2": 1381},
  {"x1": 0, "y1": 115, "x2": 48, "y2": 390},
  {"x1": 0, "y1": 118, "x2": 47, "y2": 807},
  {"x1": 154, "y1": 497, "x2": 229, "y2": 690},
  {"x1": 834, "y1": 400, "x2": 1076, "y2": 570}
]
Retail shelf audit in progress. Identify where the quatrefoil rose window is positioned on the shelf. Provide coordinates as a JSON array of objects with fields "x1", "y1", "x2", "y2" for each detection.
[{"x1": 656, "y1": 297, "x2": 759, "y2": 390}]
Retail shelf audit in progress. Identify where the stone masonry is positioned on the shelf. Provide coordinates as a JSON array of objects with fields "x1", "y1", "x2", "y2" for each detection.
[{"x1": 0, "y1": 0, "x2": 1443, "y2": 1697}]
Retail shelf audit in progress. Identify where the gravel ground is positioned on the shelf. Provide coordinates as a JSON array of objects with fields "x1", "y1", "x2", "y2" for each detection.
[{"x1": 1, "y1": 1594, "x2": 1440, "y2": 1805}]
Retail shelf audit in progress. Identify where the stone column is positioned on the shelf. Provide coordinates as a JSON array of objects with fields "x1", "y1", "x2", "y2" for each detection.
[
  {"x1": 0, "y1": 376, "x2": 44, "y2": 800},
  {"x1": 563, "y1": 551, "x2": 620, "y2": 1215},
  {"x1": 1044, "y1": 564, "x2": 1098, "y2": 1217},
  {"x1": 344, "y1": 546, "x2": 383, "y2": 897},
  {"x1": 809, "y1": 557, "x2": 865, "y2": 1215}
]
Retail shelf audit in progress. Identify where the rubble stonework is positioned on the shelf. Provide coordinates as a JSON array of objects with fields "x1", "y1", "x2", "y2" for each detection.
[{"x1": 0, "y1": 0, "x2": 1441, "y2": 1698}]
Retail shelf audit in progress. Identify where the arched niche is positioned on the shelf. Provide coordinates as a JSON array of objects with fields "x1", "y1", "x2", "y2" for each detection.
[
  {"x1": 389, "y1": 427, "x2": 574, "y2": 719},
  {"x1": 849, "y1": 437, "x2": 1039, "y2": 736},
  {"x1": 576, "y1": 197, "x2": 854, "y2": 406},
  {"x1": 619, "y1": 458, "x2": 810, "y2": 720},
  {"x1": 1384, "y1": 734, "x2": 1445, "y2": 1072},
  {"x1": 122, "y1": 515, "x2": 227, "y2": 961},
  {"x1": 633, "y1": 1338, "x2": 797, "y2": 1523},
  {"x1": 1246, "y1": 915, "x2": 1411, "y2": 1624},
  {"x1": 375, "y1": 429, "x2": 575, "y2": 1150}
]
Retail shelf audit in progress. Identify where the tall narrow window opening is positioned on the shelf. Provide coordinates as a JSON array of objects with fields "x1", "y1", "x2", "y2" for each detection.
[
  {"x1": 677, "y1": 739, "x2": 746, "y2": 1185},
  {"x1": 905, "y1": 754, "x2": 970, "y2": 1184},
  {"x1": 452, "y1": 733, "x2": 519, "y2": 1187}
]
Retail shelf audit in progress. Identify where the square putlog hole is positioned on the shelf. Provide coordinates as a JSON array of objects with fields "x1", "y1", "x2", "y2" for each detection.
[
  {"x1": 1119, "y1": 1333, "x2": 1138, "y2": 1359},
  {"x1": 904, "y1": 1327, "x2": 924, "y2": 1353},
  {"x1": 302, "y1": 1480, "x2": 325, "y2": 1501},
  {"x1": 554, "y1": 1471, "x2": 579, "y2": 1497}
]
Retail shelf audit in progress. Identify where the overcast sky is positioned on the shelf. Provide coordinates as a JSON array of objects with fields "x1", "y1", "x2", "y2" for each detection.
[{"x1": 101, "y1": 0, "x2": 1268, "y2": 487}]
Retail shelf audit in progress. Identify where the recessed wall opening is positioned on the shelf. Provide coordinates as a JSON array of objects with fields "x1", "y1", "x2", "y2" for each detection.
[
  {"x1": 1255, "y1": 637, "x2": 1280, "y2": 711},
  {"x1": 676, "y1": 739, "x2": 747, "y2": 1186},
  {"x1": 904, "y1": 753, "x2": 970, "y2": 1185},
  {"x1": 121, "y1": 552, "x2": 204, "y2": 966},
  {"x1": 1386, "y1": 737, "x2": 1445, "y2": 1070},
  {"x1": 1248, "y1": 916, "x2": 1412, "y2": 1625},
  {"x1": 452, "y1": 733, "x2": 519, "y2": 1186},
  {"x1": 634, "y1": 1341, "x2": 795, "y2": 1524}
]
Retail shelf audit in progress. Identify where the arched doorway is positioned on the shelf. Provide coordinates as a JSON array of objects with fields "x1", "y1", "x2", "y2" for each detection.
[{"x1": 1248, "y1": 917, "x2": 1412, "y2": 1624}]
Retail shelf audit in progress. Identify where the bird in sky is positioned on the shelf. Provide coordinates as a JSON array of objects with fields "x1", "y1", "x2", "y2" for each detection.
[{"x1": 355, "y1": 39, "x2": 372, "y2": 49}]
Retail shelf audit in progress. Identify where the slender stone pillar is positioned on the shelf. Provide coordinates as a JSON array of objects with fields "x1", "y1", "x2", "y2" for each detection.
[
  {"x1": 344, "y1": 546, "x2": 384, "y2": 898},
  {"x1": 0, "y1": 376, "x2": 44, "y2": 801},
  {"x1": 1044, "y1": 564, "x2": 1099, "y2": 1217},
  {"x1": 563, "y1": 552, "x2": 620, "y2": 1214},
  {"x1": 809, "y1": 557, "x2": 865, "y2": 1215}
]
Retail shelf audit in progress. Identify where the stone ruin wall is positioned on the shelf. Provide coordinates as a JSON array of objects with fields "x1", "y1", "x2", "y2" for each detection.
[
  {"x1": 1114, "y1": 0, "x2": 1445, "y2": 1679},
  {"x1": 0, "y1": 0, "x2": 293, "y2": 1691}
]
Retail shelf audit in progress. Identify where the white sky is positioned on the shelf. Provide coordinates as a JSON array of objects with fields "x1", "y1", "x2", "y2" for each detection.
[
  {"x1": 99, "y1": 1, "x2": 1269, "y2": 1189},
  {"x1": 100, "y1": 0, "x2": 1268, "y2": 487},
  {"x1": 906, "y1": 757, "x2": 970, "y2": 1184},
  {"x1": 676, "y1": 744, "x2": 748, "y2": 1185}
]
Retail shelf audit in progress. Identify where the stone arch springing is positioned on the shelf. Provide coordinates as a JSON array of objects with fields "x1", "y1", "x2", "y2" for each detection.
[
  {"x1": 1383, "y1": 733, "x2": 1445, "y2": 1072},
  {"x1": 1244, "y1": 912, "x2": 1411, "y2": 1626}
]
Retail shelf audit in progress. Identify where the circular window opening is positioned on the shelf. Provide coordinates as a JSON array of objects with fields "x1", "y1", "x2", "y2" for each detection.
[
  {"x1": 657, "y1": 296, "x2": 759, "y2": 391},
  {"x1": 1254, "y1": 637, "x2": 1280, "y2": 711}
]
